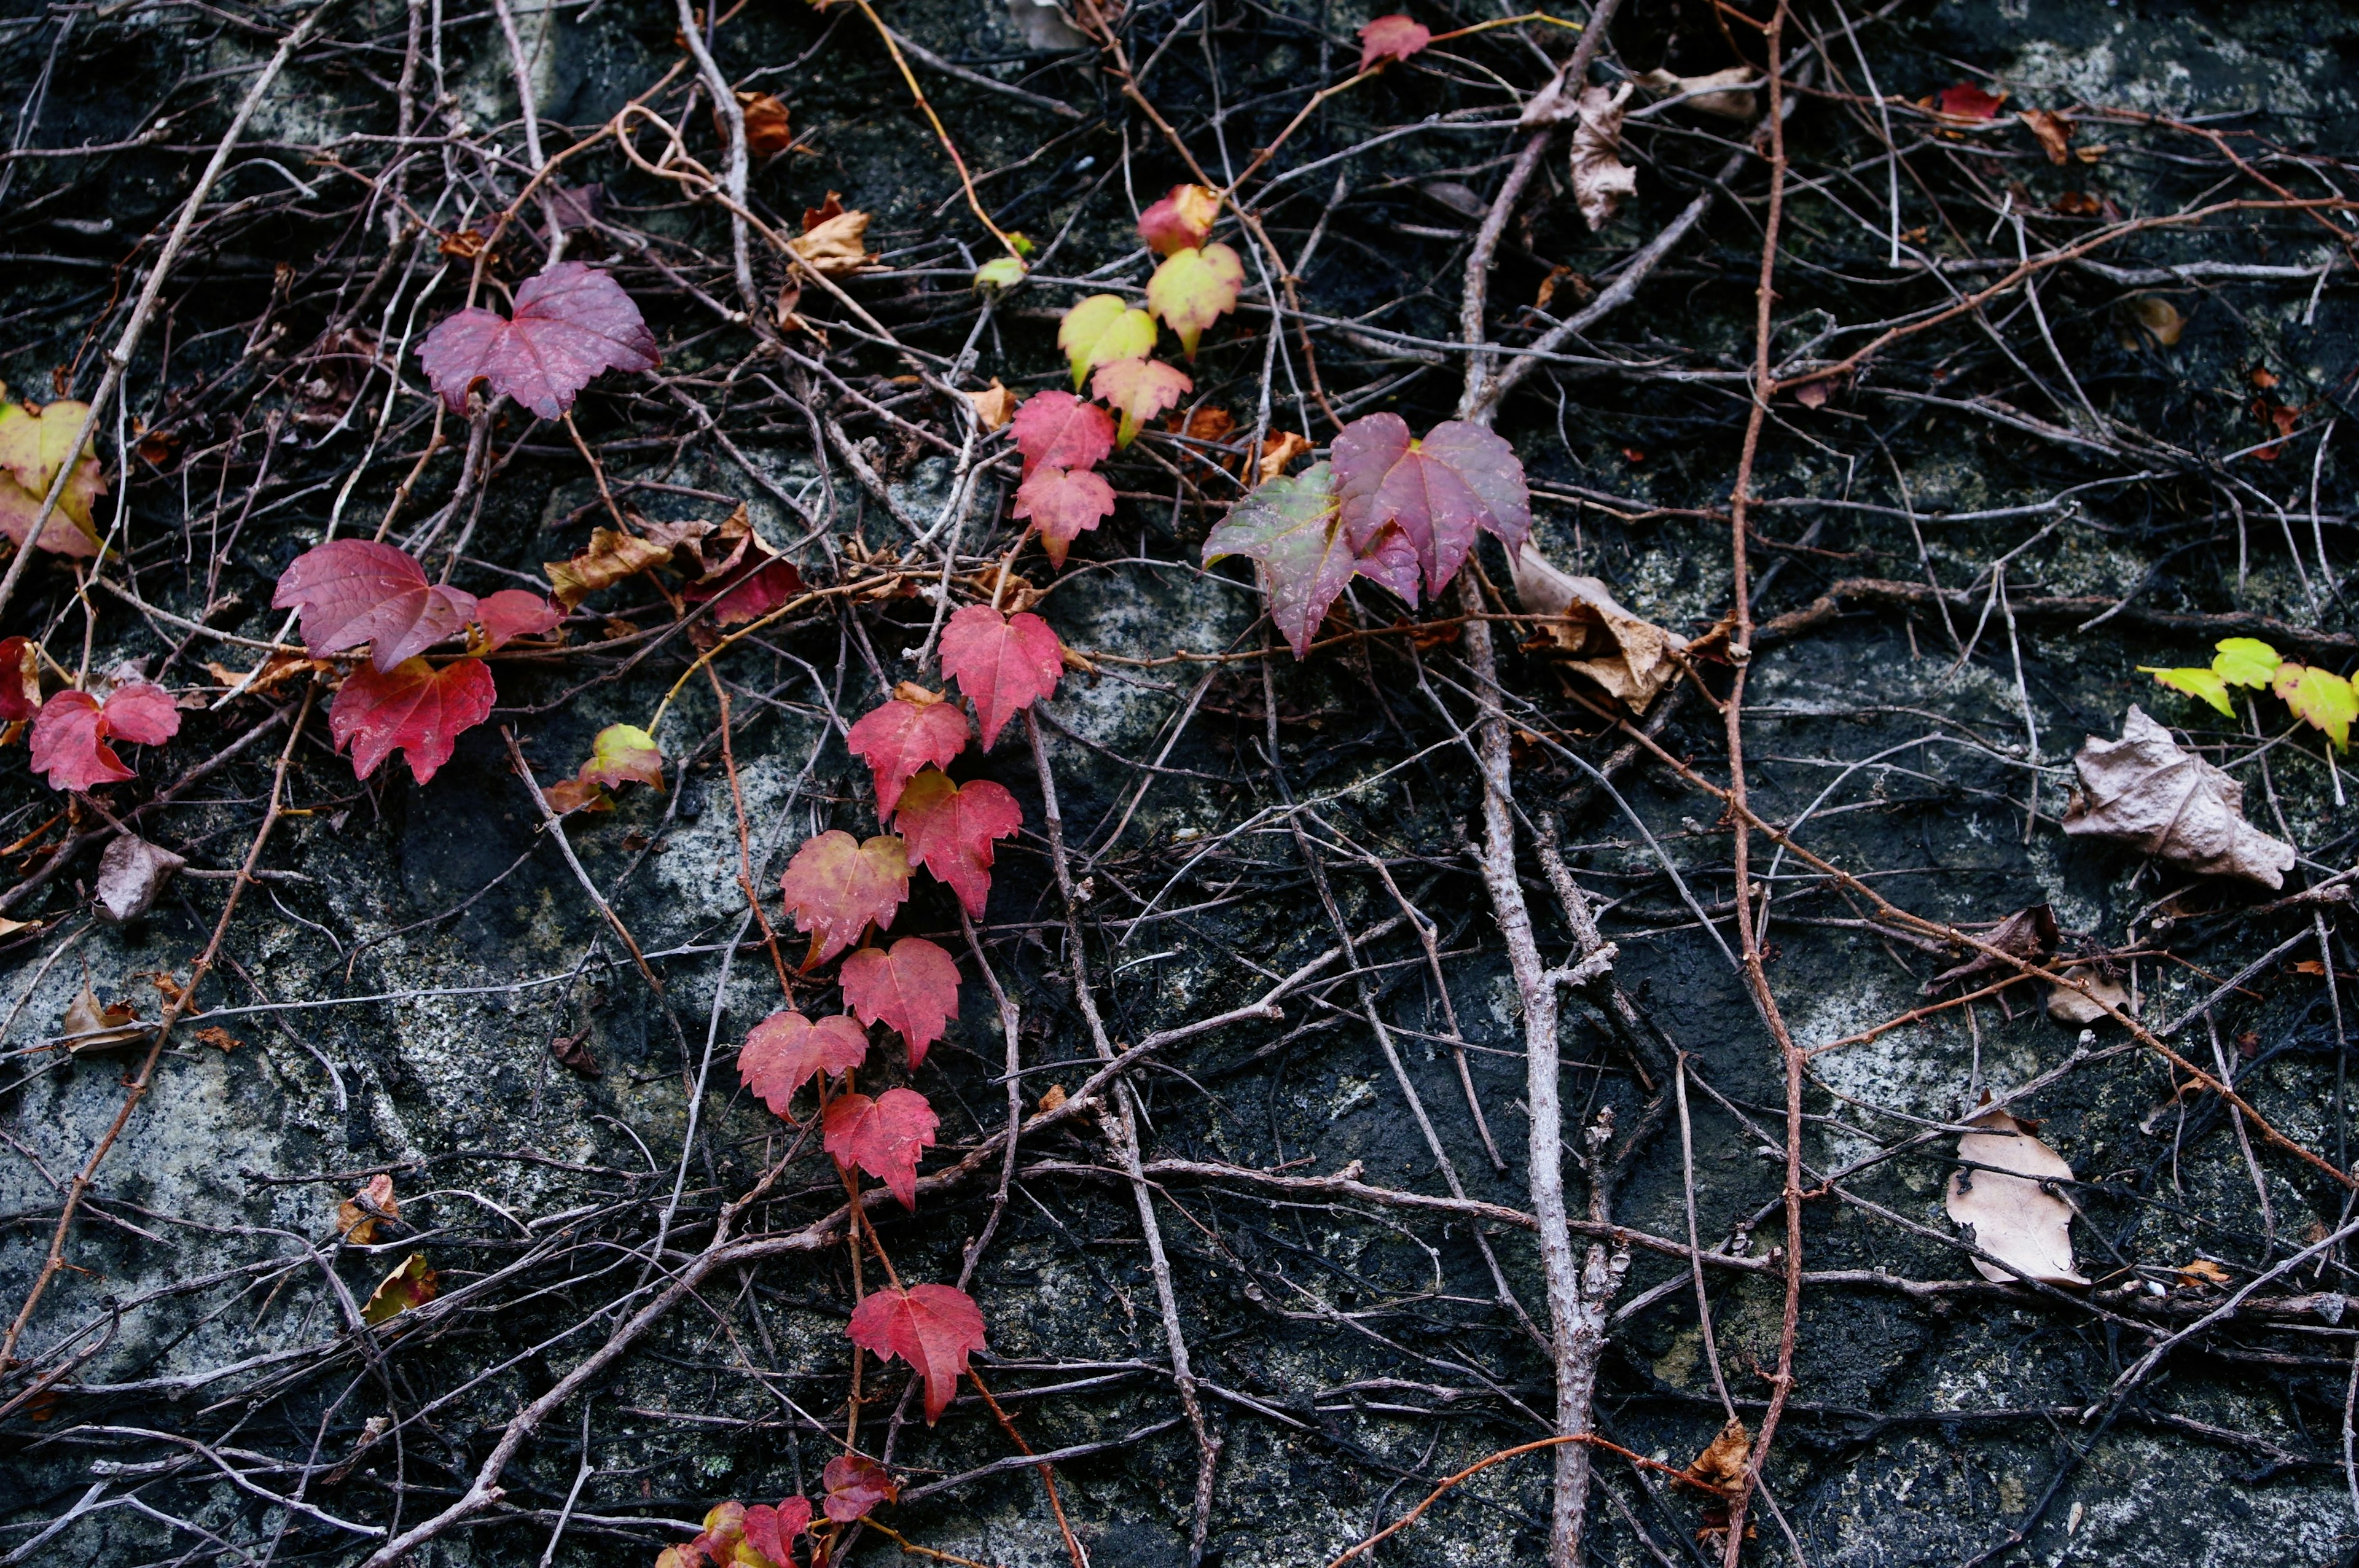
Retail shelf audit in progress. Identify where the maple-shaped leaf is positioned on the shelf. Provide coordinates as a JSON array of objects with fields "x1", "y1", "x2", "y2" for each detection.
[
  {"x1": 846, "y1": 1283, "x2": 986, "y2": 1422},
  {"x1": 275, "y1": 540, "x2": 482, "y2": 671},
  {"x1": 2274, "y1": 662, "x2": 2358, "y2": 750},
  {"x1": 1057, "y1": 295, "x2": 1157, "y2": 391},
  {"x1": 580, "y1": 722, "x2": 663, "y2": 790},
  {"x1": 1011, "y1": 390, "x2": 1115, "y2": 478},
  {"x1": 1357, "y1": 14, "x2": 1432, "y2": 72},
  {"x1": 740, "y1": 1499, "x2": 813, "y2": 1568},
  {"x1": 1014, "y1": 465, "x2": 1116, "y2": 569},
  {"x1": 820, "y1": 1454, "x2": 900, "y2": 1523},
  {"x1": 473, "y1": 588, "x2": 562, "y2": 651},
  {"x1": 823, "y1": 1086, "x2": 938, "y2": 1208},
  {"x1": 1332, "y1": 413, "x2": 1532, "y2": 595},
  {"x1": 1137, "y1": 184, "x2": 1219, "y2": 257},
  {"x1": 0, "y1": 636, "x2": 41, "y2": 723},
  {"x1": 545, "y1": 526, "x2": 671, "y2": 609},
  {"x1": 2212, "y1": 638, "x2": 2280, "y2": 688},
  {"x1": 778, "y1": 830, "x2": 912, "y2": 967},
  {"x1": 1931, "y1": 82, "x2": 2006, "y2": 122},
  {"x1": 29, "y1": 682, "x2": 181, "y2": 792},
  {"x1": 839, "y1": 937, "x2": 961, "y2": 1069},
  {"x1": 895, "y1": 769, "x2": 1021, "y2": 918},
  {"x1": 0, "y1": 399, "x2": 106, "y2": 556},
  {"x1": 1203, "y1": 462, "x2": 1357, "y2": 658},
  {"x1": 1144, "y1": 243, "x2": 1244, "y2": 360},
  {"x1": 2141, "y1": 665, "x2": 2232, "y2": 719},
  {"x1": 1354, "y1": 521, "x2": 1422, "y2": 603},
  {"x1": 1090, "y1": 357, "x2": 1194, "y2": 447},
  {"x1": 417, "y1": 262, "x2": 660, "y2": 419},
  {"x1": 938, "y1": 604, "x2": 1062, "y2": 750},
  {"x1": 847, "y1": 685, "x2": 971, "y2": 819},
  {"x1": 738, "y1": 1008, "x2": 870, "y2": 1114},
  {"x1": 329, "y1": 656, "x2": 496, "y2": 785},
  {"x1": 686, "y1": 557, "x2": 805, "y2": 626}
]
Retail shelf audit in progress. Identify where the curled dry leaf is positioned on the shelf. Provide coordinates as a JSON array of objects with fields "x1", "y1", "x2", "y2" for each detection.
[
  {"x1": 1508, "y1": 543, "x2": 1687, "y2": 710},
  {"x1": 93, "y1": 833, "x2": 186, "y2": 924},
  {"x1": 737, "y1": 91, "x2": 792, "y2": 157},
  {"x1": 2062, "y1": 706, "x2": 2296, "y2": 888},
  {"x1": 61, "y1": 980, "x2": 149, "y2": 1053},
  {"x1": 1256, "y1": 429, "x2": 1313, "y2": 483},
  {"x1": 1923, "y1": 902, "x2": 2057, "y2": 993},
  {"x1": 2046, "y1": 962, "x2": 2132, "y2": 1026},
  {"x1": 1570, "y1": 83, "x2": 1637, "y2": 231},
  {"x1": 1946, "y1": 1104, "x2": 2087, "y2": 1286},
  {"x1": 1683, "y1": 1419, "x2": 1751, "y2": 1492},
  {"x1": 1633, "y1": 66, "x2": 1759, "y2": 119},
  {"x1": 788, "y1": 209, "x2": 877, "y2": 278},
  {"x1": 337, "y1": 1173, "x2": 399, "y2": 1244},
  {"x1": 545, "y1": 526, "x2": 671, "y2": 609},
  {"x1": 2019, "y1": 107, "x2": 2073, "y2": 163},
  {"x1": 362, "y1": 1252, "x2": 440, "y2": 1325},
  {"x1": 966, "y1": 379, "x2": 1017, "y2": 432},
  {"x1": 2122, "y1": 295, "x2": 2184, "y2": 349}
]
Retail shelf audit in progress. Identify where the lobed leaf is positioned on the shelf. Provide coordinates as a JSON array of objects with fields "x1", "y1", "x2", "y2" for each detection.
[
  {"x1": 327, "y1": 655, "x2": 496, "y2": 786},
  {"x1": 823, "y1": 1086, "x2": 938, "y2": 1209},
  {"x1": 362, "y1": 1252, "x2": 439, "y2": 1325},
  {"x1": 275, "y1": 540, "x2": 481, "y2": 671},
  {"x1": 473, "y1": 588, "x2": 563, "y2": 651},
  {"x1": 2140, "y1": 665, "x2": 2233, "y2": 718},
  {"x1": 2274, "y1": 662, "x2": 2357, "y2": 750},
  {"x1": 30, "y1": 683, "x2": 181, "y2": 793},
  {"x1": 738, "y1": 1010, "x2": 870, "y2": 1115},
  {"x1": 0, "y1": 400, "x2": 106, "y2": 556},
  {"x1": 1013, "y1": 464, "x2": 1116, "y2": 568},
  {"x1": 847, "y1": 686, "x2": 971, "y2": 819},
  {"x1": 1056, "y1": 294, "x2": 1157, "y2": 391},
  {"x1": 845, "y1": 1283, "x2": 985, "y2": 1423},
  {"x1": 778, "y1": 830, "x2": 912, "y2": 967},
  {"x1": 1089, "y1": 357, "x2": 1192, "y2": 447},
  {"x1": 2212, "y1": 637, "x2": 2280, "y2": 688},
  {"x1": 579, "y1": 723, "x2": 664, "y2": 790},
  {"x1": 894, "y1": 770, "x2": 1022, "y2": 919},
  {"x1": 1137, "y1": 184, "x2": 1219, "y2": 257},
  {"x1": 739, "y1": 1499, "x2": 812, "y2": 1568},
  {"x1": 1332, "y1": 413, "x2": 1530, "y2": 595},
  {"x1": 839, "y1": 937, "x2": 961, "y2": 1069},
  {"x1": 1202, "y1": 462, "x2": 1356, "y2": 658},
  {"x1": 1011, "y1": 391, "x2": 1115, "y2": 478},
  {"x1": 686, "y1": 557, "x2": 805, "y2": 626},
  {"x1": 545, "y1": 526, "x2": 671, "y2": 609},
  {"x1": 1144, "y1": 243, "x2": 1243, "y2": 359},
  {"x1": 820, "y1": 1454, "x2": 899, "y2": 1523},
  {"x1": 938, "y1": 604, "x2": 1063, "y2": 749},
  {"x1": 1356, "y1": 13, "x2": 1431, "y2": 71},
  {"x1": 417, "y1": 263, "x2": 659, "y2": 419}
]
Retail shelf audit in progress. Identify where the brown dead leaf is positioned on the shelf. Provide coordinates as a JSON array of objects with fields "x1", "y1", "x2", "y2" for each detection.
[
  {"x1": 1256, "y1": 431, "x2": 1313, "y2": 483},
  {"x1": 93, "y1": 833, "x2": 185, "y2": 924},
  {"x1": 1946, "y1": 1102, "x2": 2087, "y2": 1285},
  {"x1": 789, "y1": 209, "x2": 876, "y2": 278},
  {"x1": 1683, "y1": 1419, "x2": 1751, "y2": 1492},
  {"x1": 961, "y1": 564, "x2": 1046, "y2": 615},
  {"x1": 1533, "y1": 264, "x2": 1581, "y2": 313},
  {"x1": 967, "y1": 379, "x2": 1017, "y2": 432},
  {"x1": 545, "y1": 778, "x2": 612, "y2": 815},
  {"x1": 2051, "y1": 190, "x2": 2102, "y2": 217},
  {"x1": 1633, "y1": 66, "x2": 1759, "y2": 119},
  {"x1": 802, "y1": 192, "x2": 846, "y2": 232},
  {"x1": 551, "y1": 1025, "x2": 603, "y2": 1077},
  {"x1": 1038, "y1": 1083, "x2": 1067, "y2": 1114},
  {"x1": 437, "y1": 229, "x2": 488, "y2": 260},
  {"x1": 2176, "y1": 1258, "x2": 2232, "y2": 1288},
  {"x1": 1509, "y1": 543, "x2": 1688, "y2": 711},
  {"x1": 192, "y1": 1025, "x2": 242, "y2": 1052},
  {"x1": 61, "y1": 980, "x2": 149, "y2": 1054},
  {"x1": 2062, "y1": 706, "x2": 2296, "y2": 888},
  {"x1": 1168, "y1": 407, "x2": 1235, "y2": 443},
  {"x1": 206, "y1": 652, "x2": 328, "y2": 699},
  {"x1": 2120, "y1": 296, "x2": 2185, "y2": 349},
  {"x1": 546, "y1": 526, "x2": 673, "y2": 609},
  {"x1": 1570, "y1": 83, "x2": 1637, "y2": 231},
  {"x1": 2017, "y1": 109, "x2": 2073, "y2": 164},
  {"x1": 2046, "y1": 962, "x2": 2131, "y2": 1026},
  {"x1": 1793, "y1": 380, "x2": 1830, "y2": 410},
  {"x1": 337, "y1": 1173, "x2": 399, "y2": 1244},
  {"x1": 737, "y1": 92, "x2": 792, "y2": 157},
  {"x1": 1925, "y1": 903, "x2": 2057, "y2": 993}
]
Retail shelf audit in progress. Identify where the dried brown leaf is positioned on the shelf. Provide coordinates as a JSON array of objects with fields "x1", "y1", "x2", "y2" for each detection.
[
  {"x1": 1570, "y1": 84, "x2": 1637, "y2": 231},
  {"x1": 1509, "y1": 543, "x2": 1688, "y2": 710},
  {"x1": 2062, "y1": 706, "x2": 2295, "y2": 888},
  {"x1": 61, "y1": 981, "x2": 149, "y2": 1054},
  {"x1": 1925, "y1": 903, "x2": 2056, "y2": 993},
  {"x1": 2046, "y1": 962, "x2": 2130, "y2": 1026},
  {"x1": 789, "y1": 210, "x2": 877, "y2": 278},
  {"x1": 1634, "y1": 66, "x2": 1760, "y2": 119},
  {"x1": 1946, "y1": 1104, "x2": 2087, "y2": 1285},
  {"x1": 2017, "y1": 108, "x2": 2073, "y2": 164},
  {"x1": 92, "y1": 833, "x2": 185, "y2": 924},
  {"x1": 337, "y1": 1173, "x2": 399, "y2": 1244}
]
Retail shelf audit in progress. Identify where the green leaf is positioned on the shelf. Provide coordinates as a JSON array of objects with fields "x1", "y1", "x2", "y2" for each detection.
[
  {"x1": 1145, "y1": 243, "x2": 1244, "y2": 359},
  {"x1": 2274, "y1": 662, "x2": 2357, "y2": 750},
  {"x1": 2139, "y1": 666, "x2": 2234, "y2": 718},
  {"x1": 1056, "y1": 294, "x2": 1156, "y2": 390},
  {"x1": 2211, "y1": 637, "x2": 2279, "y2": 688},
  {"x1": 972, "y1": 255, "x2": 1027, "y2": 295}
]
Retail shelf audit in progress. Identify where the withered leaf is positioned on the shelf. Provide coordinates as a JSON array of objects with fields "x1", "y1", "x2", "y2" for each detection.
[
  {"x1": 362, "y1": 1252, "x2": 439, "y2": 1325},
  {"x1": 2062, "y1": 706, "x2": 2296, "y2": 888},
  {"x1": 789, "y1": 210, "x2": 877, "y2": 278},
  {"x1": 1570, "y1": 84, "x2": 1637, "y2": 231},
  {"x1": 2046, "y1": 961, "x2": 2130, "y2": 1026},
  {"x1": 1924, "y1": 903, "x2": 2057, "y2": 993},
  {"x1": 1683, "y1": 1419, "x2": 1751, "y2": 1491},
  {"x1": 61, "y1": 980, "x2": 150, "y2": 1054},
  {"x1": 1633, "y1": 66, "x2": 1759, "y2": 119},
  {"x1": 1508, "y1": 544, "x2": 1688, "y2": 711},
  {"x1": 93, "y1": 833, "x2": 186, "y2": 924},
  {"x1": 337, "y1": 1173, "x2": 399, "y2": 1244},
  {"x1": 1946, "y1": 1104, "x2": 2087, "y2": 1286}
]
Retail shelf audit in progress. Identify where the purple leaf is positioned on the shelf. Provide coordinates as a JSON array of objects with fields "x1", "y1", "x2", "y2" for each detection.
[
  {"x1": 273, "y1": 539, "x2": 480, "y2": 672},
  {"x1": 1201, "y1": 461, "x2": 1355, "y2": 658},
  {"x1": 417, "y1": 263, "x2": 660, "y2": 419},
  {"x1": 1331, "y1": 413, "x2": 1530, "y2": 595}
]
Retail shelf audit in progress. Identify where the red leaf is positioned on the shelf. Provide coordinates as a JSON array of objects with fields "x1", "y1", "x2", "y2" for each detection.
[
  {"x1": 686, "y1": 557, "x2": 805, "y2": 625},
  {"x1": 0, "y1": 636, "x2": 36, "y2": 722},
  {"x1": 1090, "y1": 356, "x2": 1193, "y2": 443},
  {"x1": 1013, "y1": 465, "x2": 1115, "y2": 568},
  {"x1": 845, "y1": 1284, "x2": 986, "y2": 1423},
  {"x1": 839, "y1": 937, "x2": 960, "y2": 1069},
  {"x1": 847, "y1": 685, "x2": 970, "y2": 819},
  {"x1": 823, "y1": 1086, "x2": 938, "y2": 1208},
  {"x1": 1331, "y1": 413, "x2": 1530, "y2": 595},
  {"x1": 938, "y1": 605, "x2": 1062, "y2": 751},
  {"x1": 894, "y1": 770, "x2": 1021, "y2": 919},
  {"x1": 1010, "y1": 391, "x2": 1114, "y2": 479},
  {"x1": 1137, "y1": 183, "x2": 1219, "y2": 257},
  {"x1": 1353, "y1": 521, "x2": 1422, "y2": 604},
  {"x1": 777, "y1": 830, "x2": 911, "y2": 967},
  {"x1": 1358, "y1": 13, "x2": 1431, "y2": 71},
  {"x1": 29, "y1": 682, "x2": 181, "y2": 792},
  {"x1": 274, "y1": 540, "x2": 481, "y2": 672},
  {"x1": 739, "y1": 1009, "x2": 870, "y2": 1114},
  {"x1": 1932, "y1": 82, "x2": 2006, "y2": 122},
  {"x1": 417, "y1": 263, "x2": 660, "y2": 419},
  {"x1": 328, "y1": 656, "x2": 496, "y2": 785},
  {"x1": 740, "y1": 1499, "x2": 812, "y2": 1567},
  {"x1": 820, "y1": 1454, "x2": 899, "y2": 1523},
  {"x1": 474, "y1": 588, "x2": 562, "y2": 650}
]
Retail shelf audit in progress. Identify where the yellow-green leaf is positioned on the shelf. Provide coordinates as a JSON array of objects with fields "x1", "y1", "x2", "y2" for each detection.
[
  {"x1": 2211, "y1": 637, "x2": 2279, "y2": 688},
  {"x1": 972, "y1": 255, "x2": 1027, "y2": 294},
  {"x1": 1144, "y1": 243, "x2": 1244, "y2": 359},
  {"x1": 2140, "y1": 666, "x2": 2233, "y2": 717},
  {"x1": 362, "y1": 1252, "x2": 439, "y2": 1325},
  {"x1": 2274, "y1": 662, "x2": 2357, "y2": 750},
  {"x1": 1090, "y1": 357, "x2": 1192, "y2": 447},
  {"x1": 581, "y1": 722, "x2": 664, "y2": 790},
  {"x1": 1056, "y1": 294, "x2": 1156, "y2": 391}
]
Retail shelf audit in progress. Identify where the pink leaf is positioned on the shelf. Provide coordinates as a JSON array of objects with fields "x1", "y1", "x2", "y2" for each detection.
[
  {"x1": 327, "y1": 656, "x2": 496, "y2": 785},
  {"x1": 417, "y1": 263, "x2": 660, "y2": 419},
  {"x1": 846, "y1": 1284, "x2": 986, "y2": 1424},
  {"x1": 740, "y1": 1499, "x2": 813, "y2": 1567},
  {"x1": 839, "y1": 937, "x2": 961, "y2": 1069},
  {"x1": 1090, "y1": 357, "x2": 1192, "y2": 445},
  {"x1": 273, "y1": 540, "x2": 480, "y2": 672},
  {"x1": 1358, "y1": 14, "x2": 1431, "y2": 72},
  {"x1": 847, "y1": 686, "x2": 971, "y2": 819},
  {"x1": 777, "y1": 830, "x2": 912, "y2": 967},
  {"x1": 893, "y1": 770, "x2": 1022, "y2": 919},
  {"x1": 823, "y1": 1086, "x2": 938, "y2": 1209},
  {"x1": 29, "y1": 683, "x2": 180, "y2": 792},
  {"x1": 1331, "y1": 413, "x2": 1530, "y2": 595},
  {"x1": 738, "y1": 1009, "x2": 870, "y2": 1114},
  {"x1": 820, "y1": 1455, "x2": 898, "y2": 1523},
  {"x1": 1011, "y1": 391, "x2": 1115, "y2": 478},
  {"x1": 95, "y1": 683, "x2": 181, "y2": 746},
  {"x1": 937, "y1": 605, "x2": 1062, "y2": 750},
  {"x1": 473, "y1": 589, "x2": 563, "y2": 650},
  {"x1": 1136, "y1": 184, "x2": 1219, "y2": 257},
  {"x1": 1012, "y1": 465, "x2": 1116, "y2": 569}
]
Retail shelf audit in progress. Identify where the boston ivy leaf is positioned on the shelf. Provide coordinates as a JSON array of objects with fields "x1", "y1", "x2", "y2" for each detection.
[
  {"x1": 1137, "y1": 183, "x2": 1219, "y2": 257},
  {"x1": 580, "y1": 722, "x2": 664, "y2": 790},
  {"x1": 473, "y1": 588, "x2": 563, "y2": 651},
  {"x1": 778, "y1": 830, "x2": 912, "y2": 967},
  {"x1": 839, "y1": 937, "x2": 961, "y2": 1070},
  {"x1": 740, "y1": 1499, "x2": 813, "y2": 1568},
  {"x1": 417, "y1": 262, "x2": 660, "y2": 419},
  {"x1": 938, "y1": 604, "x2": 1063, "y2": 749},
  {"x1": 738, "y1": 1008, "x2": 870, "y2": 1115},
  {"x1": 1090, "y1": 357, "x2": 1192, "y2": 447},
  {"x1": 823, "y1": 1086, "x2": 939, "y2": 1208},
  {"x1": 361, "y1": 1252, "x2": 439, "y2": 1325},
  {"x1": 2141, "y1": 665, "x2": 2233, "y2": 718},
  {"x1": 2212, "y1": 637, "x2": 2280, "y2": 688},
  {"x1": 0, "y1": 636, "x2": 40, "y2": 722},
  {"x1": 1930, "y1": 82, "x2": 2006, "y2": 123},
  {"x1": 894, "y1": 770, "x2": 1022, "y2": 918},
  {"x1": 820, "y1": 1454, "x2": 899, "y2": 1523},
  {"x1": 1013, "y1": 464, "x2": 1116, "y2": 568},
  {"x1": 846, "y1": 1283, "x2": 986, "y2": 1423},
  {"x1": 1331, "y1": 413, "x2": 1531, "y2": 595},
  {"x1": 329, "y1": 656, "x2": 496, "y2": 786},
  {"x1": 1011, "y1": 390, "x2": 1115, "y2": 478},
  {"x1": 1202, "y1": 462, "x2": 1356, "y2": 658},
  {"x1": 29, "y1": 682, "x2": 182, "y2": 793},
  {"x1": 274, "y1": 539, "x2": 481, "y2": 671},
  {"x1": 0, "y1": 399, "x2": 106, "y2": 557},
  {"x1": 847, "y1": 684, "x2": 971, "y2": 819},
  {"x1": 685, "y1": 556, "x2": 805, "y2": 626},
  {"x1": 2274, "y1": 662, "x2": 2357, "y2": 750},
  {"x1": 1357, "y1": 14, "x2": 1432, "y2": 71},
  {"x1": 1353, "y1": 521, "x2": 1422, "y2": 604},
  {"x1": 1056, "y1": 294, "x2": 1157, "y2": 391},
  {"x1": 1144, "y1": 243, "x2": 1244, "y2": 359}
]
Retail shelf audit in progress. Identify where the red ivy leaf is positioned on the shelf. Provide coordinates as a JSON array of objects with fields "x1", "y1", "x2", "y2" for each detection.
[
  {"x1": 1202, "y1": 461, "x2": 1355, "y2": 658},
  {"x1": 894, "y1": 770, "x2": 1021, "y2": 919},
  {"x1": 1010, "y1": 391, "x2": 1115, "y2": 478},
  {"x1": 0, "y1": 636, "x2": 37, "y2": 722},
  {"x1": 29, "y1": 683, "x2": 181, "y2": 792},
  {"x1": 274, "y1": 540, "x2": 480, "y2": 672},
  {"x1": 738, "y1": 1009, "x2": 870, "y2": 1115},
  {"x1": 845, "y1": 685, "x2": 970, "y2": 819},
  {"x1": 740, "y1": 1498, "x2": 813, "y2": 1566},
  {"x1": 1931, "y1": 82, "x2": 2006, "y2": 122},
  {"x1": 328, "y1": 656, "x2": 496, "y2": 785},
  {"x1": 839, "y1": 936, "x2": 961, "y2": 1069},
  {"x1": 417, "y1": 263, "x2": 660, "y2": 419},
  {"x1": 473, "y1": 588, "x2": 562, "y2": 650},
  {"x1": 1357, "y1": 13, "x2": 1431, "y2": 71},
  {"x1": 778, "y1": 830, "x2": 911, "y2": 967},
  {"x1": 1090, "y1": 356, "x2": 1193, "y2": 445},
  {"x1": 1013, "y1": 465, "x2": 1116, "y2": 569},
  {"x1": 820, "y1": 1454, "x2": 899, "y2": 1523},
  {"x1": 1137, "y1": 183, "x2": 1219, "y2": 257},
  {"x1": 1331, "y1": 413, "x2": 1530, "y2": 595},
  {"x1": 846, "y1": 1284, "x2": 986, "y2": 1424},
  {"x1": 686, "y1": 557, "x2": 804, "y2": 625},
  {"x1": 823, "y1": 1086, "x2": 938, "y2": 1209},
  {"x1": 939, "y1": 605, "x2": 1062, "y2": 751}
]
